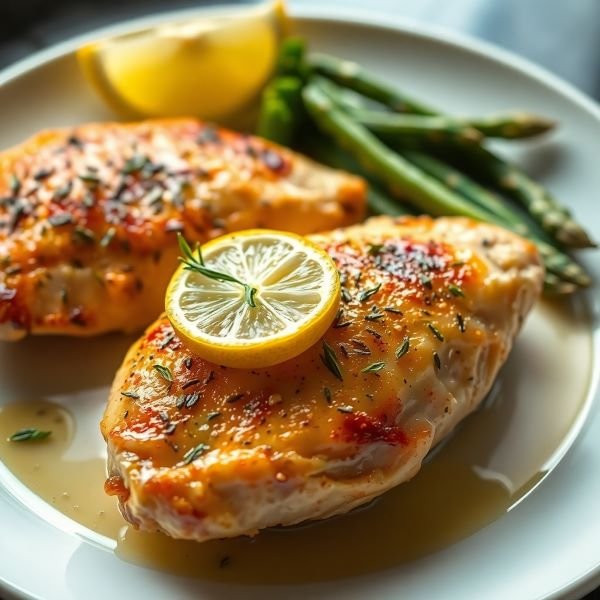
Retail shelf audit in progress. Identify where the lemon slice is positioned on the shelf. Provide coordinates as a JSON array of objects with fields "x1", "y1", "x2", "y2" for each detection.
[
  {"x1": 77, "y1": 1, "x2": 287, "y2": 120},
  {"x1": 166, "y1": 230, "x2": 340, "y2": 368}
]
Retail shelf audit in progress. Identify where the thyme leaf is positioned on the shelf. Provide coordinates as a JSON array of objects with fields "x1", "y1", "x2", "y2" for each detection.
[
  {"x1": 9, "y1": 428, "x2": 51, "y2": 442},
  {"x1": 177, "y1": 233, "x2": 257, "y2": 308},
  {"x1": 428, "y1": 323, "x2": 444, "y2": 342},
  {"x1": 321, "y1": 341, "x2": 343, "y2": 381},
  {"x1": 153, "y1": 364, "x2": 173, "y2": 382},
  {"x1": 448, "y1": 284, "x2": 465, "y2": 297},
  {"x1": 357, "y1": 283, "x2": 381, "y2": 302},
  {"x1": 182, "y1": 442, "x2": 210, "y2": 465},
  {"x1": 396, "y1": 336, "x2": 410, "y2": 358},
  {"x1": 361, "y1": 361, "x2": 385, "y2": 373}
]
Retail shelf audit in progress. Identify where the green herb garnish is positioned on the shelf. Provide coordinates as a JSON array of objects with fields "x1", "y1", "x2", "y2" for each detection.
[
  {"x1": 357, "y1": 283, "x2": 381, "y2": 302},
  {"x1": 177, "y1": 233, "x2": 257, "y2": 308},
  {"x1": 448, "y1": 284, "x2": 464, "y2": 297},
  {"x1": 396, "y1": 336, "x2": 410, "y2": 358},
  {"x1": 100, "y1": 227, "x2": 116, "y2": 248},
  {"x1": 361, "y1": 361, "x2": 385, "y2": 373},
  {"x1": 121, "y1": 391, "x2": 140, "y2": 399},
  {"x1": 321, "y1": 341, "x2": 343, "y2": 381},
  {"x1": 456, "y1": 313, "x2": 466, "y2": 332},
  {"x1": 153, "y1": 364, "x2": 173, "y2": 382},
  {"x1": 428, "y1": 323, "x2": 444, "y2": 341},
  {"x1": 9, "y1": 428, "x2": 51, "y2": 442},
  {"x1": 323, "y1": 387, "x2": 332, "y2": 403},
  {"x1": 9, "y1": 174, "x2": 21, "y2": 195},
  {"x1": 182, "y1": 442, "x2": 210, "y2": 465}
]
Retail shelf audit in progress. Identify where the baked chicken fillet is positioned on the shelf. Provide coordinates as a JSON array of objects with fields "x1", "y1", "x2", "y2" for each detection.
[
  {"x1": 102, "y1": 216, "x2": 543, "y2": 541},
  {"x1": 0, "y1": 119, "x2": 365, "y2": 340}
]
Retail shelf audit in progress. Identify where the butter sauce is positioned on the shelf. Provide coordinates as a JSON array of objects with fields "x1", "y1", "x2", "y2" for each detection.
[{"x1": 0, "y1": 299, "x2": 592, "y2": 583}]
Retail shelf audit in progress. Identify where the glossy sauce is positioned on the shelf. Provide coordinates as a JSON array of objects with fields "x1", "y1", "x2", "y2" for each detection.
[{"x1": 0, "y1": 299, "x2": 593, "y2": 583}]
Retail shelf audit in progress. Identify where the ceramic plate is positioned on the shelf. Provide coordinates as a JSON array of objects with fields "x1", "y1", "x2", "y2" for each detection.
[{"x1": 0, "y1": 5, "x2": 599, "y2": 600}]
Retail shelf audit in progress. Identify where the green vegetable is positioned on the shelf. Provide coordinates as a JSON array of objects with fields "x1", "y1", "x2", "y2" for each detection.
[
  {"x1": 310, "y1": 52, "x2": 436, "y2": 115},
  {"x1": 302, "y1": 79, "x2": 493, "y2": 222},
  {"x1": 9, "y1": 428, "x2": 51, "y2": 442}
]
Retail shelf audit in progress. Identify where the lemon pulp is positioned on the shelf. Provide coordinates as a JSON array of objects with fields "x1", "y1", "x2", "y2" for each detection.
[{"x1": 166, "y1": 230, "x2": 340, "y2": 368}]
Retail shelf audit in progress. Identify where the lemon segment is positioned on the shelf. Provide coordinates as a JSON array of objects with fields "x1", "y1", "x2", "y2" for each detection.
[
  {"x1": 166, "y1": 230, "x2": 341, "y2": 368},
  {"x1": 77, "y1": 1, "x2": 286, "y2": 120}
]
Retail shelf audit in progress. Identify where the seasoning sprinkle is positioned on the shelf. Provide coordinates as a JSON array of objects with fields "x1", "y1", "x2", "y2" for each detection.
[
  {"x1": 365, "y1": 306, "x2": 385, "y2": 321},
  {"x1": 182, "y1": 378, "x2": 200, "y2": 390},
  {"x1": 361, "y1": 361, "x2": 385, "y2": 373},
  {"x1": 368, "y1": 243, "x2": 384, "y2": 256},
  {"x1": 448, "y1": 284, "x2": 465, "y2": 297},
  {"x1": 456, "y1": 313, "x2": 466, "y2": 332},
  {"x1": 184, "y1": 357, "x2": 193, "y2": 370},
  {"x1": 48, "y1": 213, "x2": 73, "y2": 227},
  {"x1": 323, "y1": 387, "x2": 332, "y2": 404},
  {"x1": 121, "y1": 391, "x2": 140, "y2": 399},
  {"x1": 73, "y1": 227, "x2": 95, "y2": 244},
  {"x1": 321, "y1": 341, "x2": 343, "y2": 381},
  {"x1": 226, "y1": 393, "x2": 244, "y2": 403},
  {"x1": 428, "y1": 323, "x2": 444, "y2": 342},
  {"x1": 350, "y1": 338, "x2": 371, "y2": 355},
  {"x1": 433, "y1": 352, "x2": 441, "y2": 370},
  {"x1": 365, "y1": 328, "x2": 382, "y2": 340},
  {"x1": 384, "y1": 306, "x2": 402, "y2": 315},
  {"x1": 158, "y1": 331, "x2": 176, "y2": 350},
  {"x1": 207, "y1": 411, "x2": 222, "y2": 421},
  {"x1": 54, "y1": 181, "x2": 72, "y2": 200},
  {"x1": 420, "y1": 274, "x2": 433, "y2": 289},
  {"x1": 79, "y1": 172, "x2": 101, "y2": 185},
  {"x1": 100, "y1": 227, "x2": 116, "y2": 248},
  {"x1": 9, "y1": 174, "x2": 21, "y2": 195},
  {"x1": 341, "y1": 287, "x2": 352, "y2": 303},
  {"x1": 122, "y1": 154, "x2": 148, "y2": 175},
  {"x1": 153, "y1": 364, "x2": 173, "y2": 382},
  {"x1": 183, "y1": 392, "x2": 200, "y2": 408},
  {"x1": 337, "y1": 405, "x2": 353, "y2": 414},
  {"x1": 182, "y1": 442, "x2": 210, "y2": 465},
  {"x1": 9, "y1": 428, "x2": 51, "y2": 442},
  {"x1": 396, "y1": 336, "x2": 410, "y2": 359},
  {"x1": 358, "y1": 283, "x2": 381, "y2": 302}
]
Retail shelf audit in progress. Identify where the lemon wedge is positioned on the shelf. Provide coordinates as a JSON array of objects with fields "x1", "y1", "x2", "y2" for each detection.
[
  {"x1": 77, "y1": 1, "x2": 287, "y2": 120},
  {"x1": 166, "y1": 230, "x2": 341, "y2": 368}
]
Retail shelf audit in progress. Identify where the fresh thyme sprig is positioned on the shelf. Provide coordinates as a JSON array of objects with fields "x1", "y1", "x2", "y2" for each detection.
[{"x1": 177, "y1": 233, "x2": 257, "y2": 308}]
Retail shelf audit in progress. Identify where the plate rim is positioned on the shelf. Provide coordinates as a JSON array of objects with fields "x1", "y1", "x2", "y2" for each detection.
[{"x1": 0, "y1": 4, "x2": 599, "y2": 600}]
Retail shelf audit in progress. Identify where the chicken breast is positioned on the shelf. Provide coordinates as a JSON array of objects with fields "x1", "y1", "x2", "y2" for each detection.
[
  {"x1": 102, "y1": 215, "x2": 543, "y2": 541},
  {"x1": 0, "y1": 119, "x2": 365, "y2": 340}
]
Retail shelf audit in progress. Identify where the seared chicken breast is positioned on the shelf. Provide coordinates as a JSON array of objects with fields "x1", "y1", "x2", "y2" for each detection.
[
  {"x1": 102, "y1": 216, "x2": 543, "y2": 541},
  {"x1": 0, "y1": 119, "x2": 365, "y2": 340}
]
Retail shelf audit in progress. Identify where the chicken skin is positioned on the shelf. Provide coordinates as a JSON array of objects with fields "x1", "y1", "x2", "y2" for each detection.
[
  {"x1": 0, "y1": 119, "x2": 365, "y2": 340},
  {"x1": 102, "y1": 216, "x2": 543, "y2": 541}
]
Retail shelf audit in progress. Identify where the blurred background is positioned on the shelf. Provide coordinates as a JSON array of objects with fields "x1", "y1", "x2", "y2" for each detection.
[{"x1": 0, "y1": 0, "x2": 599, "y2": 101}]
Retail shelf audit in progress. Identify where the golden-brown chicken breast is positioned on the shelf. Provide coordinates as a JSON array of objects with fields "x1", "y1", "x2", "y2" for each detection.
[
  {"x1": 0, "y1": 119, "x2": 365, "y2": 340},
  {"x1": 102, "y1": 216, "x2": 543, "y2": 541}
]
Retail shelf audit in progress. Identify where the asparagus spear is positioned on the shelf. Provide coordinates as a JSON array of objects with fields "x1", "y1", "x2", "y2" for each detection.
[
  {"x1": 256, "y1": 91, "x2": 294, "y2": 145},
  {"x1": 310, "y1": 53, "x2": 594, "y2": 248},
  {"x1": 349, "y1": 108, "x2": 554, "y2": 141},
  {"x1": 466, "y1": 112, "x2": 555, "y2": 139},
  {"x1": 310, "y1": 53, "x2": 437, "y2": 115},
  {"x1": 302, "y1": 79, "x2": 493, "y2": 222},
  {"x1": 443, "y1": 143, "x2": 596, "y2": 248},
  {"x1": 276, "y1": 37, "x2": 307, "y2": 78},
  {"x1": 402, "y1": 151, "x2": 591, "y2": 287},
  {"x1": 343, "y1": 110, "x2": 484, "y2": 145}
]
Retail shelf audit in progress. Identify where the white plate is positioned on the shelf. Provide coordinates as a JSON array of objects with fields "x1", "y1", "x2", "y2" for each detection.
[{"x1": 0, "y1": 5, "x2": 599, "y2": 600}]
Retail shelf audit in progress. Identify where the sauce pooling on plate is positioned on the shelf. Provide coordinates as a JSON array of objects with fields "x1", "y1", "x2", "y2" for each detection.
[{"x1": 0, "y1": 299, "x2": 592, "y2": 583}]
